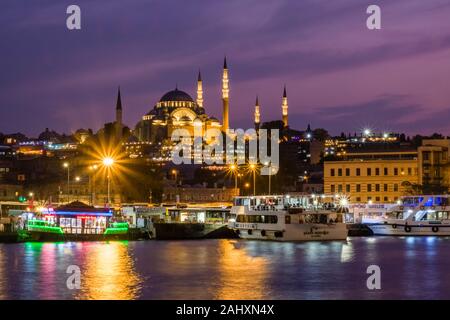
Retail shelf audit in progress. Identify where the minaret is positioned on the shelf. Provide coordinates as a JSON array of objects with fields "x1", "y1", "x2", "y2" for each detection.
[
  {"x1": 116, "y1": 87, "x2": 123, "y2": 138},
  {"x1": 222, "y1": 57, "x2": 229, "y2": 132},
  {"x1": 196, "y1": 70, "x2": 204, "y2": 108},
  {"x1": 282, "y1": 85, "x2": 288, "y2": 128},
  {"x1": 254, "y1": 96, "x2": 260, "y2": 131}
]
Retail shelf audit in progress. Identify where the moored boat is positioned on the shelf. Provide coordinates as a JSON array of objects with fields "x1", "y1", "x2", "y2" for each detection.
[
  {"x1": 229, "y1": 195, "x2": 348, "y2": 241},
  {"x1": 22, "y1": 201, "x2": 134, "y2": 241},
  {"x1": 364, "y1": 195, "x2": 450, "y2": 236}
]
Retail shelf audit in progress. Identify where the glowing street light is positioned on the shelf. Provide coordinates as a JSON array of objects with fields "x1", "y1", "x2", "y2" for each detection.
[
  {"x1": 103, "y1": 157, "x2": 114, "y2": 167},
  {"x1": 249, "y1": 163, "x2": 257, "y2": 196},
  {"x1": 63, "y1": 162, "x2": 70, "y2": 203},
  {"x1": 89, "y1": 165, "x2": 98, "y2": 206},
  {"x1": 75, "y1": 176, "x2": 81, "y2": 182},
  {"x1": 102, "y1": 157, "x2": 115, "y2": 207},
  {"x1": 339, "y1": 198, "x2": 349, "y2": 207},
  {"x1": 264, "y1": 162, "x2": 275, "y2": 195},
  {"x1": 229, "y1": 164, "x2": 238, "y2": 193},
  {"x1": 171, "y1": 169, "x2": 178, "y2": 185}
]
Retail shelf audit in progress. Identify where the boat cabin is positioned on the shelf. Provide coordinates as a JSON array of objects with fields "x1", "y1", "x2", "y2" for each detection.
[{"x1": 38, "y1": 201, "x2": 113, "y2": 235}]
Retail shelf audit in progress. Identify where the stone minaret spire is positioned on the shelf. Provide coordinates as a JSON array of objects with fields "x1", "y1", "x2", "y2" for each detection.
[
  {"x1": 222, "y1": 57, "x2": 229, "y2": 132},
  {"x1": 116, "y1": 86, "x2": 123, "y2": 138},
  {"x1": 282, "y1": 85, "x2": 288, "y2": 128},
  {"x1": 254, "y1": 96, "x2": 260, "y2": 131},
  {"x1": 197, "y1": 70, "x2": 204, "y2": 108}
]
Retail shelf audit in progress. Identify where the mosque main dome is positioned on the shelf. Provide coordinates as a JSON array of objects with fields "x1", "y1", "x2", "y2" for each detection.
[
  {"x1": 156, "y1": 88, "x2": 197, "y2": 109},
  {"x1": 159, "y1": 89, "x2": 194, "y2": 103}
]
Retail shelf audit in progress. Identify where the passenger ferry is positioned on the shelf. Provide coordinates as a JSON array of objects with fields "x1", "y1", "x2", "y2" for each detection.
[
  {"x1": 21, "y1": 201, "x2": 131, "y2": 241},
  {"x1": 364, "y1": 195, "x2": 450, "y2": 236},
  {"x1": 228, "y1": 195, "x2": 348, "y2": 241}
]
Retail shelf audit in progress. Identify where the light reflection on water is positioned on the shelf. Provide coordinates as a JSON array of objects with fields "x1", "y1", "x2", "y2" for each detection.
[
  {"x1": 75, "y1": 242, "x2": 141, "y2": 300},
  {"x1": 215, "y1": 240, "x2": 269, "y2": 299},
  {"x1": 0, "y1": 237, "x2": 450, "y2": 299}
]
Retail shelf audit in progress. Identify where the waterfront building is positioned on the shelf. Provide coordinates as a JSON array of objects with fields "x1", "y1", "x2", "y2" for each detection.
[
  {"x1": 162, "y1": 184, "x2": 238, "y2": 203},
  {"x1": 418, "y1": 139, "x2": 450, "y2": 192},
  {"x1": 324, "y1": 147, "x2": 419, "y2": 203},
  {"x1": 0, "y1": 185, "x2": 23, "y2": 202}
]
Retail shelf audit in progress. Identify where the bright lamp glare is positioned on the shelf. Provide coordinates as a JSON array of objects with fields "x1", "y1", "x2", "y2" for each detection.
[{"x1": 103, "y1": 157, "x2": 114, "y2": 166}]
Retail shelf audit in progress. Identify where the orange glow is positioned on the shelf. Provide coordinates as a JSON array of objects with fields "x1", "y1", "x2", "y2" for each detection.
[
  {"x1": 215, "y1": 240, "x2": 268, "y2": 299},
  {"x1": 75, "y1": 242, "x2": 141, "y2": 299}
]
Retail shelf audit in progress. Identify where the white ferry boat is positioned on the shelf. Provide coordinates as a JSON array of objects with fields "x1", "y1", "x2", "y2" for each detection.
[
  {"x1": 228, "y1": 195, "x2": 348, "y2": 241},
  {"x1": 364, "y1": 195, "x2": 450, "y2": 236}
]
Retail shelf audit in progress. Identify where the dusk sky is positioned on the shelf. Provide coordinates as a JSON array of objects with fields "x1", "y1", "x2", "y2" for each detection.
[{"x1": 1, "y1": 0, "x2": 450, "y2": 137}]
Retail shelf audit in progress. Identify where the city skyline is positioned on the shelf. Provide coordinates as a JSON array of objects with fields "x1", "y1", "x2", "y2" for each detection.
[{"x1": 1, "y1": 0, "x2": 450, "y2": 136}]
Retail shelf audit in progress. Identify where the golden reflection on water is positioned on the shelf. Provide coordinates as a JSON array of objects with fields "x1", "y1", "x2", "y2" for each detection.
[
  {"x1": 215, "y1": 240, "x2": 269, "y2": 300},
  {"x1": 76, "y1": 241, "x2": 141, "y2": 300}
]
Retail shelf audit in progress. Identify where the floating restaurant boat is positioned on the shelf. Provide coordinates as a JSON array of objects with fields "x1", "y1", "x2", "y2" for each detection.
[
  {"x1": 363, "y1": 195, "x2": 450, "y2": 236},
  {"x1": 22, "y1": 201, "x2": 132, "y2": 241},
  {"x1": 228, "y1": 195, "x2": 348, "y2": 241}
]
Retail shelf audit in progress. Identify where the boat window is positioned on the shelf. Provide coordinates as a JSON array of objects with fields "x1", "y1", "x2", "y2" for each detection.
[
  {"x1": 422, "y1": 212, "x2": 437, "y2": 221},
  {"x1": 437, "y1": 211, "x2": 449, "y2": 220},
  {"x1": 434, "y1": 197, "x2": 449, "y2": 207},
  {"x1": 236, "y1": 214, "x2": 277, "y2": 224},
  {"x1": 434, "y1": 197, "x2": 442, "y2": 206},
  {"x1": 285, "y1": 215, "x2": 291, "y2": 224},
  {"x1": 386, "y1": 211, "x2": 403, "y2": 219},
  {"x1": 424, "y1": 197, "x2": 434, "y2": 207},
  {"x1": 234, "y1": 198, "x2": 250, "y2": 206}
]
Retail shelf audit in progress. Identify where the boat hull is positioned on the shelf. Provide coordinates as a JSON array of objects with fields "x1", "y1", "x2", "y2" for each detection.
[
  {"x1": 236, "y1": 223, "x2": 348, "y2": 241},
  {"x1": 367, "y1": 223, "x2": 450, "y2": 236},
  {"x1": 153, "y1": 223, "x2": 238, "y2": 240},
  {"x1": 24, "y1": 229, "x2": 146, "y2": 242}
]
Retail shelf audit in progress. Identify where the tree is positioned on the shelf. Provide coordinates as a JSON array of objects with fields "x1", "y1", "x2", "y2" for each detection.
[{"x1": 312, "y1": 128, "x2": 330, "y2": 141}]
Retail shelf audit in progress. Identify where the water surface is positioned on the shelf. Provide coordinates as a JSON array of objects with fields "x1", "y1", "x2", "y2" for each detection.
[{"x1": 0, "y1": 237, "x2": 449, "y2": 299}]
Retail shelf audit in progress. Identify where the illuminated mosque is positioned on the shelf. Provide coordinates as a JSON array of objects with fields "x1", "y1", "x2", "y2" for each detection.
[{"x1": 114, "y1": 58, "x2": 290, "y2": 146}]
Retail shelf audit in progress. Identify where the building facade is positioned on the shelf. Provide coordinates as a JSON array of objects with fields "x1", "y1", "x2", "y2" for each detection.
[
  {"x1": 324, "y1": 150, "x2": 419, "y2": 203},
  {"x1": 418, "y1": 139, "x2": 450, "y2": 191}
]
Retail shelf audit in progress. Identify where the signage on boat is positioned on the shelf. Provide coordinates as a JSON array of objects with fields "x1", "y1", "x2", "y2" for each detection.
[
  {"x1": 303, "y1": 227, "x2": 329, "y2": 236},
  {"x1": 235, "y1": 223, "x2": 257, "y2": 229}
]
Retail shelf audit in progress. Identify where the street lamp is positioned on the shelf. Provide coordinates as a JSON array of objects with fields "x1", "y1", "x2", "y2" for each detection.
[
  {"x1": 28, "y1": 192, "x2": 35, "y2": 209},
  {"x1": 244, "y1": 182, "x2": 250, "y2": 196},
  {"x1": 102, "y1": 157, "x2": 114, "y2": 207},
  {"x1": 171, "y1": 169, "x2": 178, "y2": 184},
  {"x1": 264, "y1": 162, "x2": 275, "y2": 195},
  {"x1": 89, "y1": 165, "x2": 98, "y2": 206},
  {"x1": 229, "y1": 164, "x2": 238, "y2": 193},
  {"x1": 63, "y1": 162, "x2": 70, "y2": 203},
  {"x1": 249, "y1": 163, "x2": 256, "y2": 196}
]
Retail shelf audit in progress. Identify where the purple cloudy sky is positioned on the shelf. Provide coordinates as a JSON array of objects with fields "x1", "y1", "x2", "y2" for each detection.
[{"x1": 1, "y1": 0, "x2": 450, "y2": 137}]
